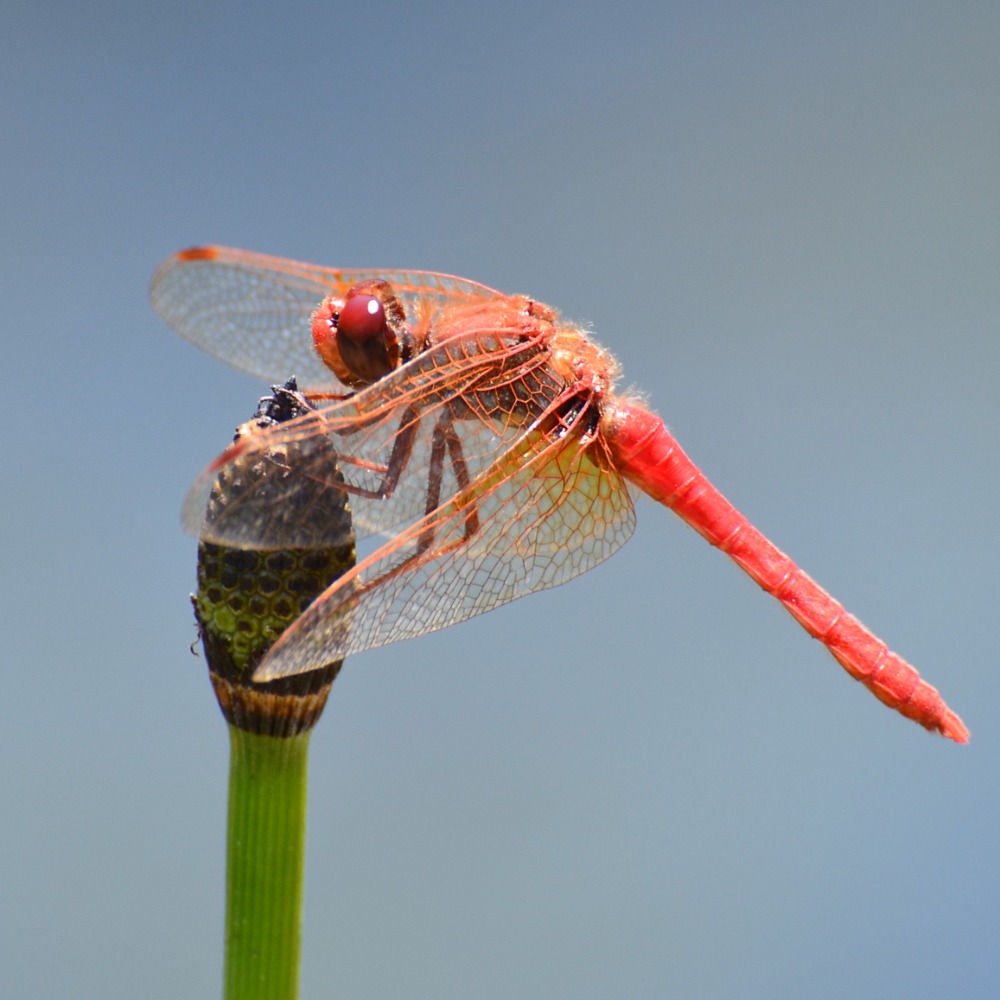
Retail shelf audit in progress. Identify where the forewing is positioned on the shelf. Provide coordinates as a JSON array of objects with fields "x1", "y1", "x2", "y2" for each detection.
[
  {"x1": 150, "y1": 245, "x2": 503, "y2": 390},
  {"x1": 182, "y1": 325, "x2": 563, "y2": 548},
  {"x1": 252, "y1": 424, "x2": 637, "y2": 680}
]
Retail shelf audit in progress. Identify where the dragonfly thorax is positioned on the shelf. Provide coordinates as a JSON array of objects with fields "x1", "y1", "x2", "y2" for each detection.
[{"x1": 548, "y1": 324, "x2": 620, "y2": 401}]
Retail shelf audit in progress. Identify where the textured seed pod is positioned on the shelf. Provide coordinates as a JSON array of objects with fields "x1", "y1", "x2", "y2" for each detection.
[{"x1": 193, "y1": 380, "x2": 356, "y2": 737}]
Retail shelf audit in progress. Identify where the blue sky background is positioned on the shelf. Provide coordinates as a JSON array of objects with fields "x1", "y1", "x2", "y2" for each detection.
[{"x1": 2, "y1": 2, "x2": 998, "y2": 997}]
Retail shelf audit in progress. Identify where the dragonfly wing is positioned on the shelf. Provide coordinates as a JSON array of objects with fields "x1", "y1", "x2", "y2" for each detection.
[
  {"x1": 183, "y1": 325, "x2": 563, "y2": 548},
  {"x1": 252, "y1": 422, "x2": 637, "y2": 680},
  {"x1": 150, "y1": 245, "x2": 504, "y2": 390}
]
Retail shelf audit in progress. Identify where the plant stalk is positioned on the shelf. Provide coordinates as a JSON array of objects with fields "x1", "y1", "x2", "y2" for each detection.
[
  {"x1": 224, "y1": 726, "x2": 312, "y2": 1000},
  {"x1": 191, "y1": 380, "x2": 355, "y2": 999}
]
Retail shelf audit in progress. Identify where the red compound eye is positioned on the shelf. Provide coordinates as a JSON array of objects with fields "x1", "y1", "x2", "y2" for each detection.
[
  {"x1": 337, "y1": 294, "x2": 386, "y2": 346},
  {"x1": 312, "y1": 287, "x2": 402, "y2": 387}
]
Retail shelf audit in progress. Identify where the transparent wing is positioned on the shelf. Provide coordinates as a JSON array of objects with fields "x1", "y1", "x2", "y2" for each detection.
[
  {"x1": 150, "y1": 245, "x2": 504, "y2": 391},
  {"x1": 182, "y1": 321, "x2": 566, "y2": 548},
  {"x1": 253, "y1": 422, "x2": 637, "y2": 680}
]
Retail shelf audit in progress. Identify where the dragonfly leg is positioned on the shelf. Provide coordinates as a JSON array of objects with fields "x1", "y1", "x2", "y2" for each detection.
[
  {"x1": 330, "y1": 406, "x2": 421, "y2": 501},
  {"x1": 417, "y1": 413, "x2": 479, "y2": 551},
  {"x1": 347, "y1": 415, "x2": 486, "y2": 604},
  {"x1": 340, "y1": 406, "x2": 480, "y2": 554}
]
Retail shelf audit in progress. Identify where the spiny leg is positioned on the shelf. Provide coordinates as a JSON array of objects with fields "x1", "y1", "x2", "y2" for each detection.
[{"x1": 418, "y1": 411, "x2": 480, "y2": 552}]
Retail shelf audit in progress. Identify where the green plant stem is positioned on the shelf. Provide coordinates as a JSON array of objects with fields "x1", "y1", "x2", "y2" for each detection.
[{"x1": 224, "y1": 725, "x2": 311, "y2": 1000}]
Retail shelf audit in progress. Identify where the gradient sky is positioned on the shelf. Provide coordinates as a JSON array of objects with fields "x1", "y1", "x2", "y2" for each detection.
[{"x1": 3, "y1": 2, "x2": 998, "y2": 998}]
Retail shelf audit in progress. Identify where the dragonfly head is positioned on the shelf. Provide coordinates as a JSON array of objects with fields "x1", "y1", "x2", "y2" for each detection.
[{"x1": 312, "y1": 280, "x2": 410, "y2": 388}]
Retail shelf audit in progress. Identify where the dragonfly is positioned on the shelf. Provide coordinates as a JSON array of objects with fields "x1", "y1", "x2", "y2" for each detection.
[{"x1": 151, "y1": 245, "x2": 968, "y2": 742}]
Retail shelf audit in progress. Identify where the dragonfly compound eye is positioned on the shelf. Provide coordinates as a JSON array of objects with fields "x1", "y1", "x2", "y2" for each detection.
[
  {"x1": 339, "y1": 293, "x2": 386, "y2": 344},
  {"x1": 337, "y1": 292, "x2": 401, "y2": 384},
  {"x1": 311, "y1": 291, "x2": 400, "y2": 388}
]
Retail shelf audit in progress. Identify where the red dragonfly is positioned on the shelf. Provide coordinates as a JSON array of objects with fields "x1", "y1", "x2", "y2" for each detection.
[{"x1": 151, "y1": 245, "x2": 968, "y2": 742}]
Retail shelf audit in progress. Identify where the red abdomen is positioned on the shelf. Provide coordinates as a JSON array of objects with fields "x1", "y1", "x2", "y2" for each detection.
[{"x1": 604, "y1": 401, "x2": 968, "y2": 742}]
